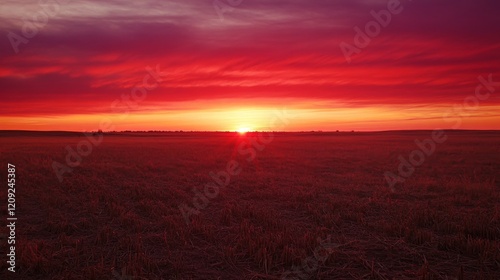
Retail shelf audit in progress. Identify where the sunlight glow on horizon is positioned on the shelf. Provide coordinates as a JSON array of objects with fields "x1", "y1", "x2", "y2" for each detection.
[
  {"x1": 236, "y1": 127, "x2": 251, "y2": 134},
  {"x1": 2, "y1": 103, "x2": 500, "y2": 132}
]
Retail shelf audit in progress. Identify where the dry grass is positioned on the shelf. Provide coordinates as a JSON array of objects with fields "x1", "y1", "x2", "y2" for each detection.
[{"x1": 0, "y1": 131, "x2": 499, "y2": 279}]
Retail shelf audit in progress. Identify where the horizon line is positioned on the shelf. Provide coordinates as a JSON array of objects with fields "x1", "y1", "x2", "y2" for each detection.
[{"x1": 2, "y1": 129, "x2": 500, "y2": 134}]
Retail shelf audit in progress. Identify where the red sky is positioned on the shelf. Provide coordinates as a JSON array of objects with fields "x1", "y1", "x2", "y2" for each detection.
[{"x1": 1, "y1": 0, "x2": 499, "y2": 131}]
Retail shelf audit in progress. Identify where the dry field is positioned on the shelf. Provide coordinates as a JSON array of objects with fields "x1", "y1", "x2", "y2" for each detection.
[{"x1": 0, "y1": 131, "x2": 499, "y2": 279}]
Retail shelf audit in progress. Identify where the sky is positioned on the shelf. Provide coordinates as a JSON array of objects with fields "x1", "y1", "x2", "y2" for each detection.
[{"x1": 1, "y1": 0, "x2": 499, "y2": 131}]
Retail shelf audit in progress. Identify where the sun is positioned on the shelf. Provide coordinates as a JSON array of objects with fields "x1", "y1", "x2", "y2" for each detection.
[{"x1": 237, "y1": 127, "x2": 251, "y2": 135}]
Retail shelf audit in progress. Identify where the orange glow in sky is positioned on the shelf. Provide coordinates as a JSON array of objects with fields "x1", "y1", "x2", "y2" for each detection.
[{"x1": 1, "y1": 1, "x2": 499, "y2": 131}]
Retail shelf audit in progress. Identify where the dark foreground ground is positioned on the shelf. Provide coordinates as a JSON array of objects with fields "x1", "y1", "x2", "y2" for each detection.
[{"x1": 0, "y1": 131, "x2": 499, "y2": 279}]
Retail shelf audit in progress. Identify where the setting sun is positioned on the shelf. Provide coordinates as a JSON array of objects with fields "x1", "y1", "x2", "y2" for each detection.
[{"x1": 237, "y1": 127, "x2": 251, "y2": 134}]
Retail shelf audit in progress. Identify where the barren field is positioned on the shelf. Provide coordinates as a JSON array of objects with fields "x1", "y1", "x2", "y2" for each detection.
[{"x1": 0, "y1": 131, "x2": 499, "y2": 279}]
